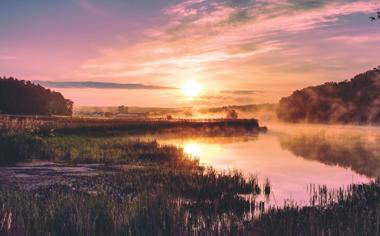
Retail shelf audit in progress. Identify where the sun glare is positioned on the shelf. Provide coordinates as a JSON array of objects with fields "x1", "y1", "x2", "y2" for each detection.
[
  {"x1": 182, "y1": 80, "x2": 202, "y2": 97},
  {"x1": 184, "y1": 143, "x2": 201, "y2": 157}
]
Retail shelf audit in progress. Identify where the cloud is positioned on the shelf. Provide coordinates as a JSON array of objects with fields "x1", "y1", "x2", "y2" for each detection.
[
  {"x1": 72, "y1": 0, "x2": 106, "y2": 16},
  {"x1": 71, "y1": 0, "x2": 380, "y2": 105},
  {"x1": 0, "y1": 55, "x2": 16, "y2": 60},
  {"x1": 326, "y1": 34, "x2": 380, "y2": 44},
  {"x1": 80, "y1": 0, "x2": 380, "y2": 76},
  {"x1": 34, "y1": 81, "x2": 176, "y2": 90},
  {"x1": 221, "y1": 90, "x2": 260, "y2": 95}
]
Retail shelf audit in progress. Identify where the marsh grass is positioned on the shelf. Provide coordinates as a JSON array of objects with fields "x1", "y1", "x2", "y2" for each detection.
[
  {"x1": 0, "y1": 116, "x2": 43, "y2": 134},
  {"x1": 2, "y1": 171, "x2": 380, "y2": 235},
  {"x1": 254, "y1": 179, "x2": 380, "y2": 235},
  {"x1": 3, "y1": 116, "x2": 380, "y2": 235},
  {"x1": 0, "y1": 167, "x2": 262, "y2": 235},
  {"x1": 0, "y1": 116, "x2": 265, "y2": 165},
  {"x1": 0, "y1": 124, "x2": 268, "y2": 235},
  {"x1": 0, "y1": 115, "x2": 266, "y2": 136},
  {"x1": 0, "y1": 133, "x2": 200, "y2": 166}
]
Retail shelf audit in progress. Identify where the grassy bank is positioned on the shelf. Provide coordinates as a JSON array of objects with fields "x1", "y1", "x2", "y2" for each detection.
[
  {"x1": 0, "y1": 125, "x2": 267, "y2": 235},
  {"x1": 0, "y1": 116, "x2": 266, "y2": 165},
  {"x1": 0, "y1": 133, "x2": 199, "y2": 165},
  {"x1": 1, "y1": 174, "x2": 380, "y2": 235},
  {"x1": 0, "y1": 116, "x2": 267, "y2": 135},
  {"x1": 0, "y1": 167, "x2": 262, "y2": 235}
]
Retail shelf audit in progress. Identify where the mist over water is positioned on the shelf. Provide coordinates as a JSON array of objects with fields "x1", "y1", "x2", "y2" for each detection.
[{"x1": 150, "y1": 122, "x2": 379, "y2": 206}]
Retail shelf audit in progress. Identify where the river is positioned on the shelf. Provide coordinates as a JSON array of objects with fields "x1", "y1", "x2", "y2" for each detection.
[{"x1": 156, "y1": 122, "x2": 379, "y2": 206}]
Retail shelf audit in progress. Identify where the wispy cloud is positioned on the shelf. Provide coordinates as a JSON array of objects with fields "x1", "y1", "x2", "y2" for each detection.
[
  {"x1": 70, "y1": 0, "x2": 380, "y2": 105},
  {"x1": 34, "y1": 81, "x2": 176, "y2": 90},
  {"x1": 326, "y1": 34, "x2": 380, "y2": 44},
  {"x1": 79, "y1": 0, "x2": 380, "y2": 76},
  {"x1": 72, "y1": 0, "x2": 106, "y2": 16},
  {"x1": 221, "y1": 90, "x2": 260, "y2": 95},
  {"x1": 0, "y1": 55, "x2": 16, "y2": 60}
]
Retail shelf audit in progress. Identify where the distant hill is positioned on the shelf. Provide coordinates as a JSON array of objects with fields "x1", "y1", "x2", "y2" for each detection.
[
  {"x1": 277, "y1": 67, "x2": 380, "y2": 124},
  {"x1": 0, "y1": 77, "x2": 73, "y2": 116}
]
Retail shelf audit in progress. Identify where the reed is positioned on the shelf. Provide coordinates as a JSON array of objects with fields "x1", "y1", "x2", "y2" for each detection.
[{"x1": 0, "y1": 167, "x2": 263, "y2": 235}]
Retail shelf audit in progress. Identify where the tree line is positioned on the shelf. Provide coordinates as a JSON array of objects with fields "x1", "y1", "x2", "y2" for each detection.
[
  {"x1": 0, "y1": 77, "x2": 73, "y2": 116},
  {"x1": 277, "y1": 67, "x2": 380, "y2": 124}
]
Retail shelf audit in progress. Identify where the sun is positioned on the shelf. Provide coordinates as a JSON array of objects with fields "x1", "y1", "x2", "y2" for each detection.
[{"x1": 182, "y1": 80, "x2": 202, "y2": 97}]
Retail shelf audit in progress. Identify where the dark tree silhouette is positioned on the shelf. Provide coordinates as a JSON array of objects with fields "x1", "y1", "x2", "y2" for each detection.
[
  {"x1": 0, "y1": 77, "x2": 73, "y2": 116},
  {"x1": 277, "y1": 67, "x2": 380, "y2": 124},
  {"x1": 117, "y1": 105, "x2": 129, "y2": 113},
  {"x1": 226, "y1": 109, "x2": 238, "y2": 119}
]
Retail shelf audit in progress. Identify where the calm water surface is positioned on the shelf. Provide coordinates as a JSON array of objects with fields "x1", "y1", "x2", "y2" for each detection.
[{"x1": 155, "y1": 123, "x2": 380, "y2": 206}]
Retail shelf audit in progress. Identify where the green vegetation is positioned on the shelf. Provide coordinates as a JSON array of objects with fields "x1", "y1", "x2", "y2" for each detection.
[
  {"x1": 0, "y1": 124, "x2": 267, "y2": 234},
  {"x1": 1, "y1": 116, "x2": 380, "y2": 235},
  {"x1": 2, "y1": 169, "x2": 380, "y2": 235},
  {"x1": 254, "y1": 180, "x2": 380, "y2": 235},
  {"x1": 0, "y1": 133, "x2": 200, "y2": 165},
  {"x1": 0, "y1": 115, "x2": 267, "y2": 137},
  {"x1": 0, "y1": 166, "x2": 262, "y2": 235},
  {"x1": 277, "y1": 67, "x2": 380, "y2": 124},
  {"x1": 0, "y1": 116, "x2": 266, "y2": 165},
  {"x1": 0, "y1": 77, "x2": 73, "y2": 116}
]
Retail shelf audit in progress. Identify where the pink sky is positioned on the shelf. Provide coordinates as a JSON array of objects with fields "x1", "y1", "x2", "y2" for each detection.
[{"x1": 1, "y1": 0, "x2": 380, "y2": 107}]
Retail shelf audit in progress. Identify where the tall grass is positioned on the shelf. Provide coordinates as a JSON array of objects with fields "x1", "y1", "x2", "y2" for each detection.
[
  {"x1": 0, "y1": 134, "x2": 199, "y2": 166},
  {"x1": 0, "y1": 124, "x2": 269, "y2": 235},
  {"x1": 254, "y1": 179, "x2": 380, "y2": 235},
  {"x1": 0, "y1": 167, "x2": 262, "y2": 235},
  {"x1": 3, "y1": 174, "x2": 380, "y2": 235},
  {"x1": 0, "y1": 116, "x2": 43, "y2": 134},
  {"x1": 0, "y1": 115, "x2": 266, "y2": 136}
]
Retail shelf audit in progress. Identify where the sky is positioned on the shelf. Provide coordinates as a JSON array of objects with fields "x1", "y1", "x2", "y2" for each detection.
[{"x1": 1, "y1": 0, "x2": 380, "y2": 107}]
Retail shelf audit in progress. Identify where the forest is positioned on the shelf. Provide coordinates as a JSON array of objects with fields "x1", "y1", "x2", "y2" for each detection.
[
  {"x1": 277, "y1": 67, "x2": 380, "y2": 124},
  {"x1": 0, "y1": 77, "x2": 73, "y2": 116}
]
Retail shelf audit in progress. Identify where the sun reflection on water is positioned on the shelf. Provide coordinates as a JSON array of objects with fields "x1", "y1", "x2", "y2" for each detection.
[{"x1": 157, "y1": 125, "x2": 375, "y2": 207}]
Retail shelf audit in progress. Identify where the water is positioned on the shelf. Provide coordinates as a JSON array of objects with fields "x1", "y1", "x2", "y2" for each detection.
[{"x1": 155, "y1": 123, "x2": 380, "y2": 206}]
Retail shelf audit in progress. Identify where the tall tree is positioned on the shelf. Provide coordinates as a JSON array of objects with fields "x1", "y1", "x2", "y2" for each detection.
[
  {"x1": 277, "y1": 67, "x2": 380, "y2": 124},
  {"x1": 0, "y1": 77, "x2": 73, "y2": 116}
]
